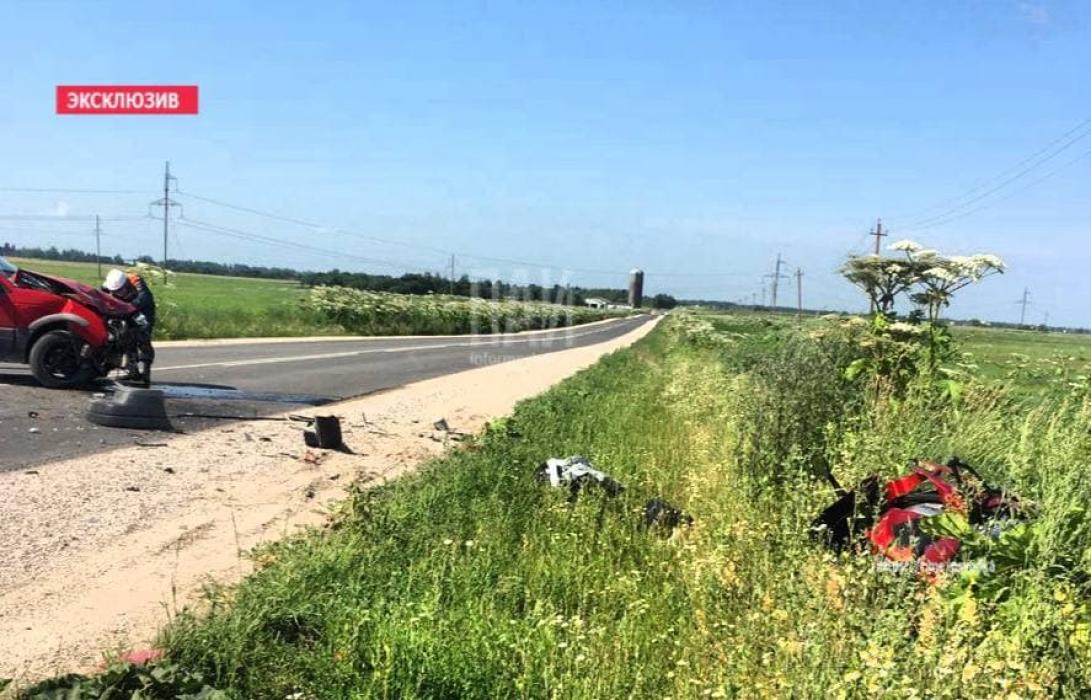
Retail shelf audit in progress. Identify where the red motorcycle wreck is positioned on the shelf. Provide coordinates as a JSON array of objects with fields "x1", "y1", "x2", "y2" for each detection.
[{"x1": 0, "y1": 257, "x2": 154, "y2": 388}]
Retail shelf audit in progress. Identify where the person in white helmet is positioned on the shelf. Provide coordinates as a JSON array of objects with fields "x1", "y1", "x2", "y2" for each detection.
[
  {"x1": 102, "y1": 269, "x2": 156, "y2": 329},
  {"x1": 102, "y1": 268, "x2": 156, "y2": 383}
]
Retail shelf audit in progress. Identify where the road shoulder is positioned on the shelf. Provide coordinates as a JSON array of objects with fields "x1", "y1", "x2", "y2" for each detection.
[{"x1": 0, "y1": 317, "x2": 659, "y2": 684}]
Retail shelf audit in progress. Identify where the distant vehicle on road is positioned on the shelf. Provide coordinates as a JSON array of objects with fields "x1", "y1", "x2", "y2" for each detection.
[{"x1": 0, "y1": 256, "x2": 153, "y2": 388}]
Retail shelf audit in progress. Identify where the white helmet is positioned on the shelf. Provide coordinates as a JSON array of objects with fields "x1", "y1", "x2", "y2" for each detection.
[{"x1": 103, "y1": 269, "x2": 128, "y2": 292}]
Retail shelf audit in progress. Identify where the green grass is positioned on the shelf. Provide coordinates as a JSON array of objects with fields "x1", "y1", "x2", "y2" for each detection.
[
  {"x1": 954, "y1": 324, "x2": 1091, "y2": 394},
  {"x1": 26, "y1": 314, "x2": 1091, "y2": 698}
]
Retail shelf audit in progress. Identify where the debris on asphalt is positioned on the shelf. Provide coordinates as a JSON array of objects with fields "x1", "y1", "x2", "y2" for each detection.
[
  {"x1": 28, "y1": 427, "x2": 40, "y2": 434},
  {"x1": 87, "y1": 387, "x2": 173, "y2": 432},
  {"x1": 27, "y1": 410, "x2": 39, "y2": 419},
  {"x1": 536, "y1": 456, "x2": 624, "y2": 500}
]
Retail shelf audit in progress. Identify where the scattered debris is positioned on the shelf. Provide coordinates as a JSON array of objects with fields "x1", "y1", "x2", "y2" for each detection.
[
  {"x1": 299, "y1": 415, "x2": 346, "y2": 450},
  {"x1": 433, "y1": 418, "x2": 450, "y2": 432},
  {"x1": 87, "y1": 387, "x2": 173, "y2": 432},
  {"x1": 28, "y1": 427, "x2": 40, "y2": 434},
  {"x1": 536, "y1": 456, "x2": 624, "y2": 500},
  {"x1": 117, "y1": 648, "x2": 165, "y2": 666},
  {"x1": 302, "y1": 450, "x2": 325, "y2": 465},
  {"x1": 27, "y1": 410, "x2": 40, "y2": 419},
  {"x1": 134, "y1": 442, "x2": 168, "y2": 448},
  {"x1": 162, "y1": 467, "x2": 175, "y2": 474},
  {"x1": 812, "y1": 457, "x2": 1028, "y2": 570},
  {"x1": 124, "y1": 486, "x2": 141, "y2": 492},
  {"x1": 642, "y1": 498, "x2": 694, "y2": 532}
]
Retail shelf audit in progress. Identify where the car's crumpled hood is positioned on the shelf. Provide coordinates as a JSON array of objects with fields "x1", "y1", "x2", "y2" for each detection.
[{"x1": 39, "y1": 273, "x2": 137, "y2": 317}]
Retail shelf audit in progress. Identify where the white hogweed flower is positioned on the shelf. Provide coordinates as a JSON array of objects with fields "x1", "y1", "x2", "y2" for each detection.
[
  {"x1": 888, "y1": 239, "x2": 922, "y2": 252},
  {"x1": 924, "y1": 266, "x2": 958, "y2": 282},
  {"x1": 888, "y1": 321, "x2": 925, "y2": 335}
]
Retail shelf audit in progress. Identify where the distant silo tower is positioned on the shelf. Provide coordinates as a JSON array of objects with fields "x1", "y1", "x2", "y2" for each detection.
[{"x1": 628, "y1": 268, "x2": 645, "y2": 308}]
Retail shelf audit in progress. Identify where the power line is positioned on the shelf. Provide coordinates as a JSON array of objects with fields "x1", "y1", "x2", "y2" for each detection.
[
  {"x1": 897, "y1": 146, "x2": 1091, "y2": 233},
  {"x1": 888, "y1": 117, "x2": 1091, "y2": 226},
  {"x1": 172, "y1": 187, "x2": 753, "y2": 278},
  {"x1": 0, "y1": 225, "x2": 105, "y2": 237},
  {"x1": 0, "y1": 214, "x2": 148, "y2": 222},
  {"x1": 176, "y1": 217, "x2": 428, "y2": 271},
  {"x1": 895, "y1": 118, "x2": 1091, "y2": 231},
  {"x1": 0, "y1": 186, "x2": 147, "y2": 194}
]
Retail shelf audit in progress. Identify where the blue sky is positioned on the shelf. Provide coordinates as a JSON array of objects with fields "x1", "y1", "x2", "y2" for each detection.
[{"x1": 0, "y1": 1, "x2": 1088, "y2": 325}]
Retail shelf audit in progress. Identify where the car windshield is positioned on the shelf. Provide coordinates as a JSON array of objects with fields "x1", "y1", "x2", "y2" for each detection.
[{"x1": 0, "y1": 256, "x2": 17, "y2": 279}]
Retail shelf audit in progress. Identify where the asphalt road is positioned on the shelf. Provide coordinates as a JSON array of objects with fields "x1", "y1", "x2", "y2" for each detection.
[{"x1": 0, "y1": 316, "x2": 651, "y2": 472}]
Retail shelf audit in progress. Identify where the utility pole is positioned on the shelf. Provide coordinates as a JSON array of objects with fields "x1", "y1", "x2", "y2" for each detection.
[
  {"x1": 150, "y1": 161, "x2": 179, "y2": 268},
  {"x1": 868, "y1": 219, "x2": 887, "y2": 314},
  {"x1": 1017, "y1": 288, "x2": 1031, "y2": 326},
  {"x1": 1018, "y1": 288, "x2": 1030, "y2": 326},
  {"x1": 761, "y1": 282, "x2": 766, "y2": 307},
  {"x1": 795, "y1": 267, "x2": 804, "y2": 319},
  {"x1": 448, "y1": 254, "x2": 456, "y2": 295},
  {"x1": 764, "y1": 253, "x2": 789, "y2": 309},
  {"x1": 94, "y1": 214, "x2": 102, "y2": 280},
  {"x1": 871, "y1": 218, "x2": 887, "y2": 255}
]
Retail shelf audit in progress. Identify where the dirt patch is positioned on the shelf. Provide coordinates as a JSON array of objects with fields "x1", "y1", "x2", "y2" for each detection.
[{"x1": 0, "y1": 317, "x2": 658, "y2": 683}]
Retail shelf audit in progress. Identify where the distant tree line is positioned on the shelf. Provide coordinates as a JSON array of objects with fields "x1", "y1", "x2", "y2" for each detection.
[
  {"x1": 133, "y1": 255, "x2": 298, "y2": 280},
  {"x1": 1, "y1": 243, "x2": 125, "y2": 266},
  {"x1": 3, "y1": 243, "x2": 677, "y2": 308}
]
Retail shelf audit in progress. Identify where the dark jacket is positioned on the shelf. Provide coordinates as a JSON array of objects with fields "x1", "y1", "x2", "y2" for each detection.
[{"x1": 120, "y1": 273, "x2": 156, "y2": 328}]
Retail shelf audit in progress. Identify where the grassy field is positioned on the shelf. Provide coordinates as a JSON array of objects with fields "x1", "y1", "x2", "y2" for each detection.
[
  {"x1": 954, "y1": 324, "x2": 1091, "y2": 392},
  {"x1": 8, "y1": 258, "x2": 622, "y2": 340},
  {"x1": 22, "y1": 313, "x2": 1091, "y2": 698},
  {"x1": 10, "y1": 257, "x2": 328, "y2": 340}
]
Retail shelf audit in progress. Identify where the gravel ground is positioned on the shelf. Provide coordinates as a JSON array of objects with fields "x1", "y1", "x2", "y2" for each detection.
[{"x1": 0, "y1": 317, "x2": 658, "y2": 684}]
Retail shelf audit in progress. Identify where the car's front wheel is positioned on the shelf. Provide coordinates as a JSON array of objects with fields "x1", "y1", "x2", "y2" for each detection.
[{"x1": 28, "y1": 330, "x2": 95, "y2": 389}]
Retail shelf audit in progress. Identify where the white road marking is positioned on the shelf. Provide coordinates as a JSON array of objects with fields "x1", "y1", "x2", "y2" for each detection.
[{"x1": 154, "y1": 321, "x2": 632, "y2": 372}]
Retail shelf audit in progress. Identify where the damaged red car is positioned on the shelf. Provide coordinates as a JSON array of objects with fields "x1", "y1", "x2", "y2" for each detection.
[{"x1": 0, "y1": 256, "x2": 153, "y2": 388}]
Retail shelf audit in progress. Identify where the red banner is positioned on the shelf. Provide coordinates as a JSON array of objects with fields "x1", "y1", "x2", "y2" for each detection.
[{"x1": 56, "y1": 85, "x2": 199, "y2": 115}]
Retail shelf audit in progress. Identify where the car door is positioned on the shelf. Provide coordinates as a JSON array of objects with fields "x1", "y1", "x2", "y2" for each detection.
[{"x1": 0, "y1": 276, "x2": 17, "y2": 360}]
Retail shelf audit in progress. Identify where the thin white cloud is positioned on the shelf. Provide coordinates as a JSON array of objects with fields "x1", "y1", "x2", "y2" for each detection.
[
  {"x1": 50, "y1": 200, "x2": 70, "y2": 217},
  {"x1": 1018, "y1": 1, "x2": 1050, "y2": 26}
]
